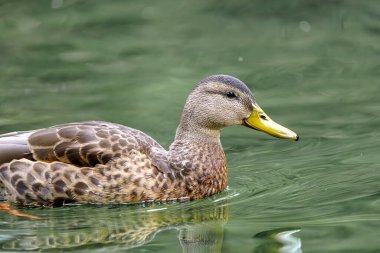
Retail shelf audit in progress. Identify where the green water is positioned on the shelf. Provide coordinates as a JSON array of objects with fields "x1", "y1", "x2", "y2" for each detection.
[{"x1": 0, "y1": 0, "x2": 379, "y2": 252}]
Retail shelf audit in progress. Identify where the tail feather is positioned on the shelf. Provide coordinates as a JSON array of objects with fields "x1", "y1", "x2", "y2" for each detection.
[{"x1": 0, "y1": 131, "x2": 34, "y2": 164}]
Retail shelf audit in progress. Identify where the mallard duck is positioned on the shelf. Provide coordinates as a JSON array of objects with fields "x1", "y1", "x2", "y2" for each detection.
[{"x1": 0, "y1": 75, "x2": 298, "y2": 206}]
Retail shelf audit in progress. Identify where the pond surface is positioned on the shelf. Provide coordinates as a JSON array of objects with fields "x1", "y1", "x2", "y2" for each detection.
[{"x1": 0, "y1": 1, "x2": 379, "y2": 252}]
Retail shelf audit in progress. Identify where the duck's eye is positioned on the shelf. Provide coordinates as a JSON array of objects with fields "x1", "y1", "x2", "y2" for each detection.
[
  {"x1": 260, "y1": 114, "x2": 267, "y2": 120},
  {"x1": 226, "y1": 91, "x2": 236, "y2": 98}
]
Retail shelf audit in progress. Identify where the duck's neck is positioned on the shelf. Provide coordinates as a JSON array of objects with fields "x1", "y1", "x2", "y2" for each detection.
[
  {"x1": 169, "y1": 119, "x2": 227, "y2": 199},
  {"x1": 174, "y1": 115, "x2": 221, "y2": 143}
]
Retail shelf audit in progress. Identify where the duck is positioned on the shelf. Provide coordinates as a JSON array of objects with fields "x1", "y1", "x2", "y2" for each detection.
[{"x1": 0, "y1": 75, "x2": 298, "y2": 207}]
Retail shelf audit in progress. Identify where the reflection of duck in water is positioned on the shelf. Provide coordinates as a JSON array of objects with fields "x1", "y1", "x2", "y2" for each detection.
[
  {"x1": 1, "y1": 203, "x2": 228, "y2": 252},
  {"x1": 0, "y1": 75, "x2": 298, "y2": 206}
]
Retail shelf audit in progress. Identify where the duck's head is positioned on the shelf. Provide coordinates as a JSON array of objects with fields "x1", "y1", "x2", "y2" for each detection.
[{"x1": 177, "y1": 74, "x2": 298, "y2": 141}]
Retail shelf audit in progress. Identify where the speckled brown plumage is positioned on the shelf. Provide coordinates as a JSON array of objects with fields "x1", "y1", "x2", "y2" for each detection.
[
  {"x1": 0, "y1": 74, "x2": 297, "y2": 206},
  {"x1": 0, "y1": 121, "x2": 227, "y2": 206}
]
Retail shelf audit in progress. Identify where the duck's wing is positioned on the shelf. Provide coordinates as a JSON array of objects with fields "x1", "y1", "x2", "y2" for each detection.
[
  {"x1": 0, "y1": 121, "x2": 165, "y2": 168},
  {"x1": 30, "y1": 121, "x2": 167, "y2": 167}
]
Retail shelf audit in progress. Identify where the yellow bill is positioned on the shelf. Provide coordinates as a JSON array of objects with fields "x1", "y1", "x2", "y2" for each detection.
[{"x1": 244, "y1": 105, "x2": 299, "y2": 141}]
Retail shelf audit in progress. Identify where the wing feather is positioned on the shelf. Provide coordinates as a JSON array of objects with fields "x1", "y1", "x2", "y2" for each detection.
[
  {"x1": 0, "y1": 121, "x2": 169, "y2": 173},
  {"x1": 26, "y1": 121, "x2": 166, "y2": 169}
]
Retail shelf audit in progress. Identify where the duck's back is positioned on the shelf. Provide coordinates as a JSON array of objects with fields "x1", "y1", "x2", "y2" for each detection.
[{"x1": 1, "y1": 121, "x2": 164, "y2": 165}]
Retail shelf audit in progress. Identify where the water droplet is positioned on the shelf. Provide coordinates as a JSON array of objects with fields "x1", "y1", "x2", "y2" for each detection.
[{"x1": 299, "y1": 21, "x2": 311, "y2": 33}]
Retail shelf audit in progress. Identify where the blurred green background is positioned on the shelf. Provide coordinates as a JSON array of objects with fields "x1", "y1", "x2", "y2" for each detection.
[{"x1": 0, "y1": 1, "x2": 379, "y2": 252}]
